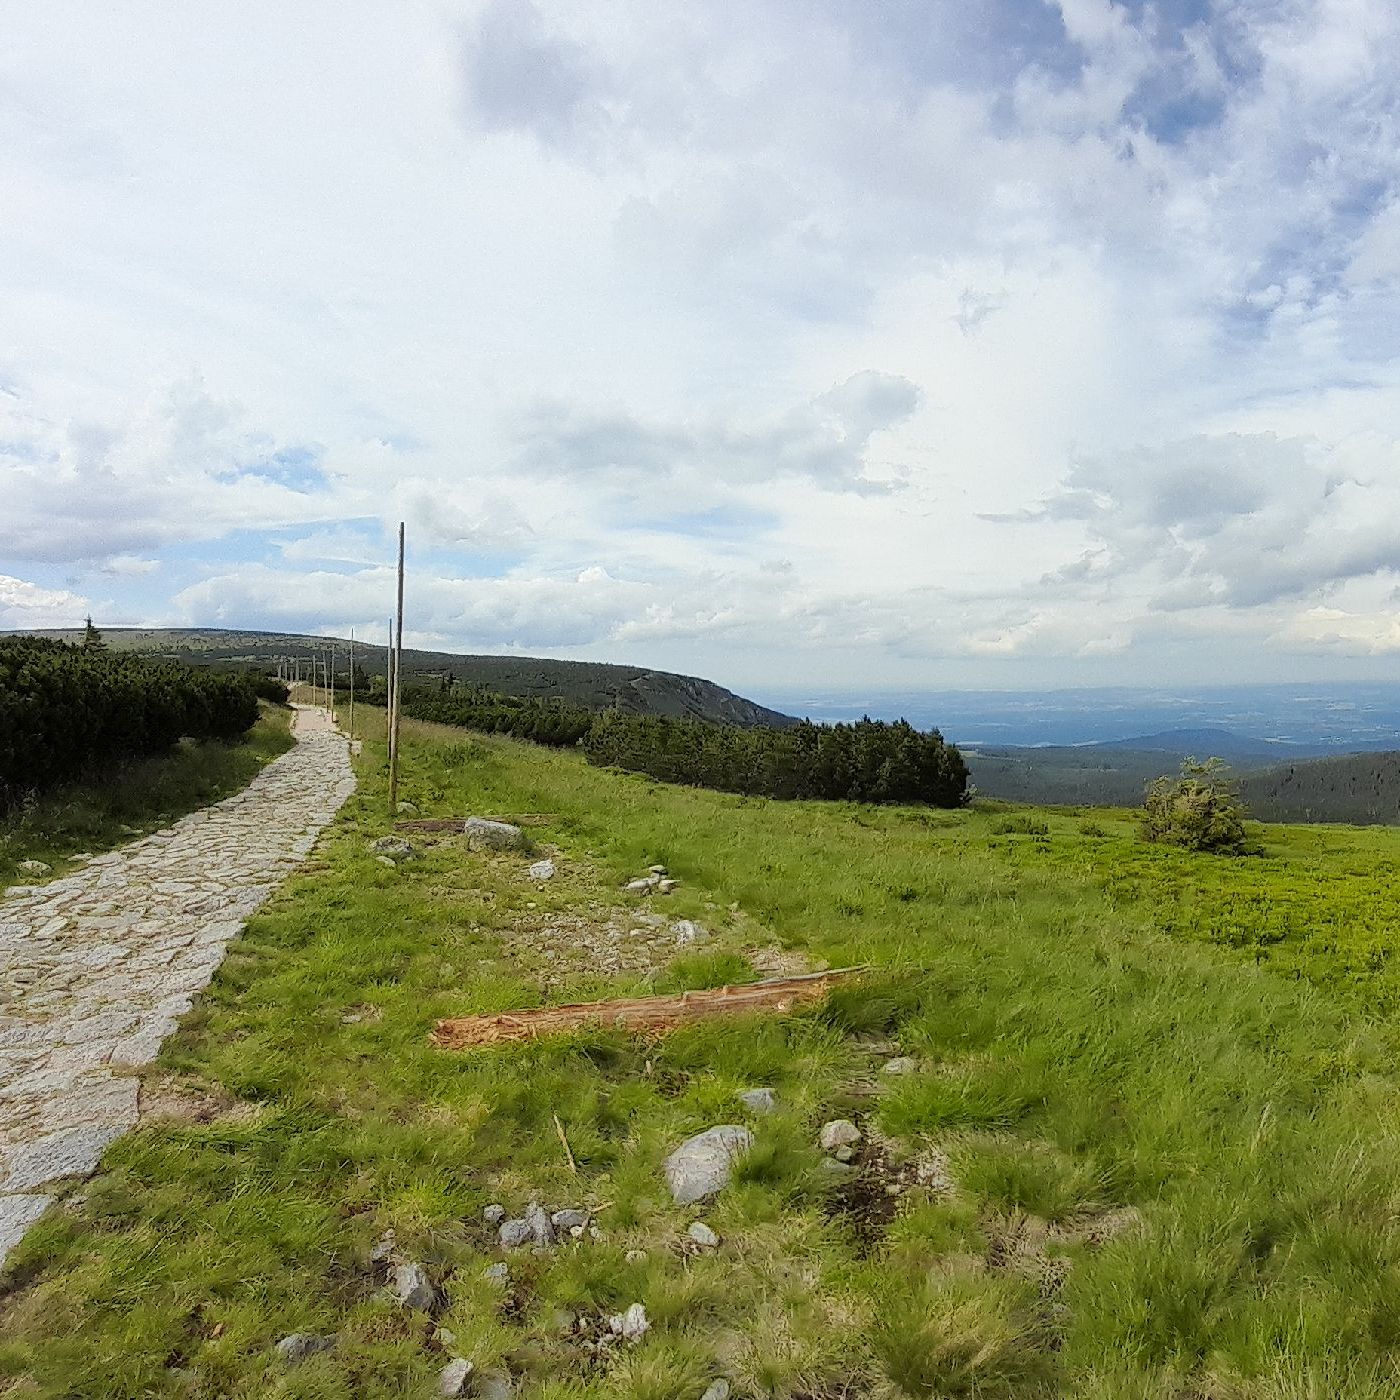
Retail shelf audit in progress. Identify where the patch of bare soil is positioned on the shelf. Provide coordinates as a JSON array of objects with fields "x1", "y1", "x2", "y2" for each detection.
[
  {"x1": 496, "y1": 906, "x2": 686, "y2": 987},
  {"x1": 138, "y1": 1074, "x2": 260, "y2": 1126},
  {"x1": 823, "y1": 1128, "x2": 953, "y2": 1254}
]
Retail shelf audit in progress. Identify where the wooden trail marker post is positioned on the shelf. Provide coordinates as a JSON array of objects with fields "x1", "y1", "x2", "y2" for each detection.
[
  {"x1": 388, "y1": 522, "x2": 405, "y2": 812},
  {"x1": 348, "y1": 628, "x2": 355, "y2": 737}
]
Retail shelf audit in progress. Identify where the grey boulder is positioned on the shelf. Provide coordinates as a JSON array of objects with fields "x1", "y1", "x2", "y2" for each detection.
[
  {"x1": 391, "y1": 1260, "x2": 436, "y2": 1311},
  {"x1": 738, "y1": 1087, "x2": 777, "y2": 1114},
  {"x1": 664, "y1": 1125, "x2": 754, "y2": 1205},
  {"x1": 369, "y1": 837, "x2": 415, "y2": 859},
  {"x1": 465, "y1": 817, "x2": 528, "y2": 852},
  {"x1": 275, "y1": 1332, "x2": 336, "y2": 1363},
  {"x1": 438, "y1": 1358, "x2": 474, "y2": 1397}
]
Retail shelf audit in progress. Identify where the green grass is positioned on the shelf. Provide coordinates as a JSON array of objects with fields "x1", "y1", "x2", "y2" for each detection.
[
  {"x1": 0, "y1": 704, "x2": 294, "y2": 888},
  {"x1": 5, "y1": 715, "x2": 1400, "y2": 1395}
]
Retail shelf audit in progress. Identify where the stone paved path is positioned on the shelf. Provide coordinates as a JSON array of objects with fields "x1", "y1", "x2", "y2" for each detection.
[{"x1": 0, "y1": 706, "x2": 355, "y2": 1264}]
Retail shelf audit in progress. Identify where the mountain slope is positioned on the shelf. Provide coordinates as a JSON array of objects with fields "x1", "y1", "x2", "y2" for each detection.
[
  {"x1": 15, "y1": 628, "x2": 795, "y2": 729},
  {"x1": 1240, "y1": 751, "x2": 1400, "y2": 825}
]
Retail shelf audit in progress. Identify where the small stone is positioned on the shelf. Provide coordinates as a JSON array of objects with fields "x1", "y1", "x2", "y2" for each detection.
[
  {"x1": 528, "y1": 859, "x2": 556, "y2": 881},
  {"x1": 701, "y1": 1383, "x2": 731, "y2": 1400},
  {"x1": 477, "y1": 1370, "x2": 515, "y2": 1400},
  {"x1": 483, "y1": 1204, "x2": 506, "y2": 1226},
  {"x1": 275, "y1": 1332, "x2": 336, "y2": 1363},
  {"x1": 819, "y1": 1119, "x2": 862, "y2": 1152},
  {"x1": 370, "y1": 1229, "x2": 396, "y2": 1262},
  {"x1": 624, "y1": 877, "x2": 658, "y2": 894},
  {"x1": 657, "y1": 878, "x2": 680, "y2": 894},
  {"x1": 883, "y1": 1057, "x2": 918, "y2": 1076},
  {"x1": 464, "y1": 817, "x2": 528, "y2": 852},
  {"x1": 607, "y1": 1302, "x2": 650, "y2": 1343},
  {"x1": 674, "y1": 918, "x2": 708, "y2": 946},
  {"x1": 498, "y1": 1218, "x2": 532, "y2": 1248},
  {"x1": 396, "y1": 801, "x2": 419, "y2": 815},
  {"x1": 483, "y1": 1261, "x2": 511, "y2": 1283},
  {"x1": 369, "y1": 837, "x2": 415, "y2": 859},
  {"x1": 834, "y1": 1145, "x2": 856, "y2": 1163},
  {"x1": 524, "y1": 1200, "x2": 556, "y2": 1247},
  {"x1": 625, "y1": 1249, "x2": 647, "y2": 1263},
  {"x1": 551, "y1": 1208, "x2": 588, "y2": 1230},
  {"x1": 438, "y1": 1357, "x2": 473, "y2": 1397},
  {"x1": 376, "y1": 855, "x2": 396, "y2": 867},
  {"x1": 391, "y1": 1260, "x2": 435, "y2": 1311},
  {"x1": 648, "y1": 865, "x2": 668, "y2": 875},
  {"x1": 664, "y1": 1125, "x2": 754, "y2": 1205},
  {"x1": 687, "y1": 1220, "x2": 721, "y2": 1250},
  {"x1": 738, "y1": 1087, "x2": 776, "y2": 1114},
  {"x1": 819, "y1": 1157, "x2": 858, "y2": 1182},
  {"x1": 16, "y1": 860, "x2": 51, "y2": 877},
  {"x1": 434, "y1": 1326, "x2": 458, "y2": 1346}
]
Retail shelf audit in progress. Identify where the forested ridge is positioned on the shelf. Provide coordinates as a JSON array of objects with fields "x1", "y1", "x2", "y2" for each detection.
[
  {"x1": 1240, "y1": 750, "x2": 1400, "y2": 824},
  {"x1": 0, "y1": 636, "x2": 262, "y2": 809}
]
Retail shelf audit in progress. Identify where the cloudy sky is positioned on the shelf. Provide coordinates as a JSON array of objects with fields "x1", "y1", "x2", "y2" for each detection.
[{"x1": 5, "y1": 0, "x2": 1400, "y2": 695}]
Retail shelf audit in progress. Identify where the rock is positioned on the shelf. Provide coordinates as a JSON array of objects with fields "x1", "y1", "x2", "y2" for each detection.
[
  {"x1": 687, "y1": 1220, "x2": 721, "y2": 1250},
  {"x1": 528, "y1": 859, "x2": 556, "y2": 881},
  {"x1": 465, "y1": 817, "x2": 528, "y2": 852},
  {"x1": 391, "y1": 1260, "x2": 435, "y2": 1311},
  {"x1": 16, "y1": 860, "x2": 51, "y2": 877},
  {"x1": 551, "y1": 1208, "x2": 588, "y2": 1230},
  {"x1": 834, "y1": 1145, "x2": 856, "y2": 1163},
  {"x1": 524, "y1": 1200, "x2": 556, "y2": 1247},
  {"x1": 657, "y1": 878, "x2": 680, "y2": 894},
  {"x1": 477, "y1": 1370, "x2": 515, "y2": 1400},
  {"x1": 369, "y1": 836, "x2": 415, "y2": 858},
  {"x1": 498, "y1": 1218, "x2": 533, "y2": 1248},
  {"x1": 438, "y1": 1358, "x2": 473, "y2": 1397},
  {"x1": 275, "y1": 1332, "x2": 336, "y2": 1363},
  {"x1": 434, "y1": 1326, "x2": 458, "y2": 1346},
  {"x1": 483, "y1": 1203, "x2": 506, "y2": 1226},
  {"x1": 625, "y1": 1248, "x2": 647, "y2": 1263},
  {"x1": 818, "y1": 1157, "x2": 859, "y2": 1183},
  {"x1": 674, "y1": 919, "x2": 708, "y2": 946},
  {"x1": 607, "y1": 1302, "x2": 650, "y2": 1343},
  {"x1": 738, "y1": 1087, "x2": 776, "y2": 1114},
  {"x1": 370, "y1": 1229, "x2": 396, "y2": 1262},
  {"x1": 883, "y1": 1057, "x2": 918, "y2": 1076},
  {"x1": 376, "y1": 856, "x2": 397, "y2": 867},
  {"x1": 624, "y1": 877, "x2": 659, "y2": 894},
  {"x1": 396, "y1": 800, "x2": 419, "y2": 815},
  {"x1": 483, "y1": 1261, "x2": 510, "y2": 1283},
  {"x1": 664, "y1": 1125, "x2": 754, "y2": 1205},
  {"x1": 649, "y1": 864, "x2": 668, "y2": 875},
  {"x1": 819, "y1": 1119, "x2": 862, "y2": 1152},
  {"x1": 701, "y1": 1383, "x2": 731, "y2": 1400}
]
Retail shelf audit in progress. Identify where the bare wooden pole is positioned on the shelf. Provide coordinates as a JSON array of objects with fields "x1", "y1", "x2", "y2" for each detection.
[
  {"x1": 389, "y1": 522, "x2": 405, "y2": 810},
  {"x1": 328, "y1": 644, "x2": 336, "y2": 723},
  {"x1": 348, "y1": 628, "x2": 355, "y2": 738},
  {"x1": 386, "y1": 618, "x2": 395, "y2": 755}
]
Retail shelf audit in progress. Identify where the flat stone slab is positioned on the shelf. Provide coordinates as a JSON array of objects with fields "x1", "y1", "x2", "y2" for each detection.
[{"x1": 0, "y1": 705, "x2": 355, "y2": 1265}]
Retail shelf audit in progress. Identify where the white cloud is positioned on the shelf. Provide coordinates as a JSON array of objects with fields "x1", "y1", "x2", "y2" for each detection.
[
  {"x1": 4, "y1": 1, "x2": 1400, "y2": 688},
  {"x1": 0, "y1": 575, "x2": 89, "y2": 630}
]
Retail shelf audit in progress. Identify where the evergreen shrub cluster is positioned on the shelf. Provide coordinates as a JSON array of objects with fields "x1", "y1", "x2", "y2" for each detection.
[
  {"x1": 400, "y1": 686, "x2": 594, "y2": 747},
  {"x1": 583, "y1": 711, "x2": 969, "y2": 806},
  {"x1": 0, "y1": 637, "x2": 260, "y2": 808}
]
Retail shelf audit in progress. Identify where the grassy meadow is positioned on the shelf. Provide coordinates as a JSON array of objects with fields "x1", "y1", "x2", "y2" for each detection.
[
  {"x1": 0, "y1": 703, "x2": 293, "y2": 888},
  {"x1": 4, "y1": 711, "x2": 1400, "y2": 1396}
]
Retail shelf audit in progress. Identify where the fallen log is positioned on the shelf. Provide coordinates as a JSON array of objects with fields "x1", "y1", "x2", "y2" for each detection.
[{"x1": 430, "y1": 967, "x2": 865, "y2": 1049}]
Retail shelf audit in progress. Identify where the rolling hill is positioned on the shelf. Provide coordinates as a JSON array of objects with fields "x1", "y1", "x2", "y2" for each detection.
[{"x1": 14, "y1": 627, "x2": 795, "y2": 729}]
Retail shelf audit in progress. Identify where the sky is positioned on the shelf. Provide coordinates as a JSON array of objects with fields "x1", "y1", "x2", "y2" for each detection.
[{"x1": 4, "y1": 0, "x2": 1400, "y2": 696}]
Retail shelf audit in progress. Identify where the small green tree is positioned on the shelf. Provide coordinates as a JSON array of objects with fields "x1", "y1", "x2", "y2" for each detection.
[
  {"x1": 82, "y1": 615, "x2": 105, "y2": 649},
  {"x1": 1141, "y1": 757, "x2": 1247, "y2": 853}
]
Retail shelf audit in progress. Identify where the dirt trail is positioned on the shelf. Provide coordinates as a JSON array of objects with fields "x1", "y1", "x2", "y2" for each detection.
[{"x1": 0, "y1": 705, "x2": 354, "y2": 1265}]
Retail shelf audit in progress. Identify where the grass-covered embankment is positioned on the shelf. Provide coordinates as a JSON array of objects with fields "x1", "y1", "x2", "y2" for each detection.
[
  {"x1": 0, "y1": 703, "x2": 293, "y2": 887},
  {"x1": 4, "y1": 713, "x2": 1400, "y2": 1396}
]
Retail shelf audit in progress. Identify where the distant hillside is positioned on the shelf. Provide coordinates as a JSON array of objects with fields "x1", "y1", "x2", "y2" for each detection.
[
  {"x1": 968, "y1": 729, "x2": 1321, "y2": 811},
  {"x1": 1094, "y1": 727, "x2": 1310, "y2": 760},
  {"x1": 15, "y1": 628, "x2": 796, "y2": 730},
  {"x1": 1240, "y1": 751, "x2": 1400, "y2": 825}
]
